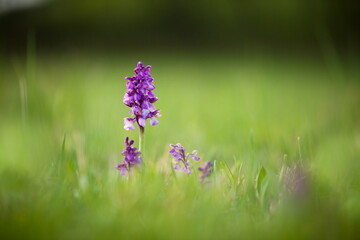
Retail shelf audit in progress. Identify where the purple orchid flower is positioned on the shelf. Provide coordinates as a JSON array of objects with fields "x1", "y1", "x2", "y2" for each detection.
[
  {"x1": 123, "y1": 62, "x2": 160, "y2": 130},
  {"x1": 198, "y1": 161, "x2": 213, "y2": 181},
  {"x1": 115, "y1": 137, "x2": 141, "y2": 175},
  {"x1": 169, "y1": 143, "x2": 200, "y2": 174}
]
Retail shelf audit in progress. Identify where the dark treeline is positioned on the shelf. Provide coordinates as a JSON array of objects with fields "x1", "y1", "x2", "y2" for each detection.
[{"x1": 0, "y1": 0, "x2": 359, "y2": 51}]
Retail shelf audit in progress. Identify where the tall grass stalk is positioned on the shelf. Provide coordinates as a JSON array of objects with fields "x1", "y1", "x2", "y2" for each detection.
[
  {"x1": 297, "y1": 136, "x2": 303, "y2": 166},
  {"x1": 19, "y1": 77, "x2": 28, "y2": 123}
]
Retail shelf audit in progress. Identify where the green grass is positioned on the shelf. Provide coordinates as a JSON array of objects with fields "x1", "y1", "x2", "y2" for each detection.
[{"x1": 0, "y1": 50, "x2": 360, "y2": 239}]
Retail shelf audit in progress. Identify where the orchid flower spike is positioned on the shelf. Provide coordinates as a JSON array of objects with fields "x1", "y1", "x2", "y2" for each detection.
[
  {"x1": 123, "y1": 62, "x2": 160, "y2": 130},
  {"x1": 115, "y1": 137, "x2": 141, "y2": 175},
  {"x1": 169, "y1": 143, "x2": 200, "y2": 174}
]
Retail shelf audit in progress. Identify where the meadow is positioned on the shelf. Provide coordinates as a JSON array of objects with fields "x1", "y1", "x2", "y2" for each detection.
[{"x1": 0, "y1": 49, "x2": 359, "y2": 239}]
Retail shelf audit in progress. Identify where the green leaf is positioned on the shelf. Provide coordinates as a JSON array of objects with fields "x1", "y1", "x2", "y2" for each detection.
[
  {"x1": 256, "y1": 166, "x2": 267, "y2": 193},
  {"x1": 220, "y1": 161, "x2": 235, "y2": 183}
]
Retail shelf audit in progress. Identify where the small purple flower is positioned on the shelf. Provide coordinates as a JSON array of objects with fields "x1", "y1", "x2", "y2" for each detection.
[
  {"x1": 123, "y1": 62, "x2": 160, "y2": 130},
  {"x1": 169, "y1": 143, "x2": 200, "y2": 174},
  {"x1": 198, "y1": 161, "x2": 213, "y2": 181},
  {"x1": 115, "y1": 137, "x2": 141, "y2": 175}
]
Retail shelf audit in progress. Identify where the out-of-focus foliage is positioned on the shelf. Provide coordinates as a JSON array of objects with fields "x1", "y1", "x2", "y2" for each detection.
[
  {"x1": 1, "y1": 0, "x2": 359, "y2": 47},
  {"x1": 0, "y1": 50, "x2": 359, "y2": 239}
]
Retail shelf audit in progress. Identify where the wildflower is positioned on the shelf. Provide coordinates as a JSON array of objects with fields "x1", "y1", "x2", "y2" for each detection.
[
  {"x1": 115, "y1": 137, "x2": 141, "y2": 175},
  {"x1": 198, "y1": 161, "x2": 213, "y2": 181},
  {"x1": 169, "y1": 143, "x2": 200, "y2": 174},
  {"x1": 283, "y1": 165, "x2": 309, "y2": 199},
  {"x1": 123, "y1": 62, "x2": 160, "y2": 130}
]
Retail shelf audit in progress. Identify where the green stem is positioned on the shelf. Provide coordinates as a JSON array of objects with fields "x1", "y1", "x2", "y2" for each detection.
[{"x1": 139, "y1": 126, "x2": 145, "y2": 160}]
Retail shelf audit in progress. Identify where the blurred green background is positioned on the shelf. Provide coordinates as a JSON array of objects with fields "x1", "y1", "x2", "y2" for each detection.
[
  {"x1": 1, "y1": 0, "x2": 359, "y2": 51},
  {"x1": 1, "y1": 0, "x2": 360, "y2": 239}
]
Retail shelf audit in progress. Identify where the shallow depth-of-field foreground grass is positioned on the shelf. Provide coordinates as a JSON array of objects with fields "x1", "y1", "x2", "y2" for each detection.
[{"x1": 1, "y1": 50, "x2": 360, "y2": 239}]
